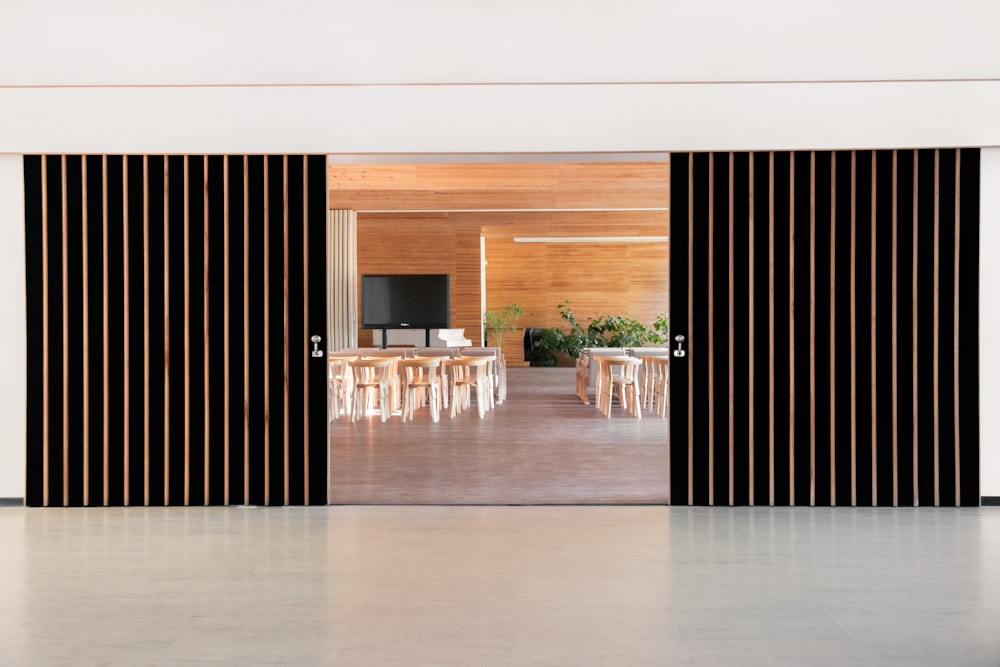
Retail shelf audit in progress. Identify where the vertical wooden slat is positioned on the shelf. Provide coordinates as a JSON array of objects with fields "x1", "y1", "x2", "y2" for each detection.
[
  {"x1": 302, "y1": 156, "x2": 310, "y2": 504},
  {"x1": 41, "y1": 157, "x2": 50, "y2": 507},
  {"x1": 283, "y1": 155, "x2": 290, "y2": 505},
  {"x1": 809, "y1": 152, "x2": 816, "y2": 506},
  {"x1": 61, "y1": 155, "x2": 69, "y2": 506},
  {"x1": 830, "y1": 155, "x2": 837, "y2": 506},
  {"x1": 953, "y1": 150, "x2": 962, "y2": 506},
  {"x1": 224, "y1": 157, "x2": 230, "y2": 505},
  {"x1": 789, "y1": 152, "x2": 795, "y2": 506},
  {"x1": 933, "y1": 149, "x2": 940, "y2": 506},
  {"x1": 707, "y1": 153, "x2": 714, "y2": 506},
  {"x1": 102, "y1": 155, "x2": 110, "y2": 506},
  {"x1": 687, "y1": 154, "x2": 694, "y2": 505},
  {"x1": 728, "y1": 153, "x2": 735, "y2": 506},
  {"x1": 264, "y1": 157, "x2": 271, "y2": 506},
  {"x1": 912, "y1": 151, "x2": 920, "y2": 506},
  {"x1": 768, "y1": 152, "x2": 775, "y2": 506},
  {"x1": 82, "y1": 157, "x2": 90, "y2": 505},
  {"x1": 871, "y1": 152, "x2": 878, "y2": 505},
  {"x1": 143, "y1": 155, "x2": 150, "y2": 506},
  {"x1": 748, "y1": 152, "x2": 755, "y2": 506},
  {"x1": 184, "y1": 156, "x2": 190, "y2": 505},
  {"x1": 850, "y1": 150, "x2": 857, "y2": 507},
  {"x1": 203, "y1": 155, "x2": 210, "y2": 505},
  {"x1": 163, "y1": 158, "x2": 170, "y2": 505},
  {"x1": 123, "y1": 157, "x2": 130, "y2": 506},
  {"x1": 892, "y1": 151, "x2": 899, "y2": 506},
  {"x1": 244, "y1": 156, "x2": 250, "y2": 501}
]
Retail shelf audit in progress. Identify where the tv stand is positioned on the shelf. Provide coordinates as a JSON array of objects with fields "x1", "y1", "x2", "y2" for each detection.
[{"x1": 377, "y1": 327, "x2": 431, "y2": 349}]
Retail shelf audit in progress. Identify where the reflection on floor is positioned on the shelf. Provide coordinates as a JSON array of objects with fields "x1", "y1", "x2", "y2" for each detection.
[
  {"x1": 329, "y1": 367, "x2": 669, "y2": 504},
  {"x1": 3, "y1": 505, "x2": 999, "y2": 665}
]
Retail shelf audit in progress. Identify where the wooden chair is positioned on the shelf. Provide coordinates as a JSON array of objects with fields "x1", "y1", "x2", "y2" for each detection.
[
  {"x1": 649, "y1": 356, "x2": 668, "y2": 418},
  {"x1": 460, "y1": 347, "x2": 504, "y2": 405},
  {"x1": 413, "y1": 348, "x2": 458, "y2": 408},
  {"x1": 447, "y1": 356, "x2": 493, "y2": 419},
  {"x1": 327, "y1": 354, "x2": 357, "y2": 421},
  {"x1": 348, "y1": 358, "x2": 397, "y2": 422},
  {"x1": 398, "y1": 357, "x2": 443, "y2": 423},
  {"x1": 594, "y1": 355, "x2": 641, "y2": 418},
  {"x1": 637, "y1": 350, "x2": 671, "y2": 410}
]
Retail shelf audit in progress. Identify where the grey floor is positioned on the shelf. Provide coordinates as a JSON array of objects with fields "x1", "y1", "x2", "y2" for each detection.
[{"x1": 1, "y1": 505, "x2": 999, "y2": 666}]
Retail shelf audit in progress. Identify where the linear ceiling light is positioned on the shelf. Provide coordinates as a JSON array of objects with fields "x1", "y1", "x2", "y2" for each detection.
[{"x1": 512, "y1": 236, "x2": 668, "y2": 243}]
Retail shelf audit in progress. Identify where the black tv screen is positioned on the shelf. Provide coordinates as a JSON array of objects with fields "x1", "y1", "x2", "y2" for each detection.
[{"x1": 361, "y1": 274, "x2": 450, "y2": 329}]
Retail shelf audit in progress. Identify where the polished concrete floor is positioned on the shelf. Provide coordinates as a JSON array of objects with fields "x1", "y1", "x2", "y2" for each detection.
[{"x1": 1, "y1": 505, "x2": 999, "y2": 666}]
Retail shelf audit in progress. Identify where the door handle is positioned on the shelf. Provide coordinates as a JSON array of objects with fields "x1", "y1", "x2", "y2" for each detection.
[
  {"x1": 310, "y1": 335, "x2": 324, "y2": 358},
  {"x1": 673, "y1": 334, "x2": 686, "y2": 358}
]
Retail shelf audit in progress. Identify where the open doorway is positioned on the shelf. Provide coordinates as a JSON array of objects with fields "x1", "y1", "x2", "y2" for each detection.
[{"x1": 326, "y1": 155, "x2": 670, "y2": 504}]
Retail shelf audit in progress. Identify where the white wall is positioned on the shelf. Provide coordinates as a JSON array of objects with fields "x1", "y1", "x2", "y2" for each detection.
[
  {"x1": 0, "y1": 1, "x2": 998, "y2": 498},
  {"x1": 0, "y1": 157, "x2": 26, "y2": 499}
]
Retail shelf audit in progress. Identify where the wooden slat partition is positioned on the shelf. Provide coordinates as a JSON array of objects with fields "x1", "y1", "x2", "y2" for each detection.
[
  {"x1": 669, "y1": 149, "x2": 980, "y2": 507},
  {"x1": 23, "y1": 154, "x2": 328, "y2": 507}
]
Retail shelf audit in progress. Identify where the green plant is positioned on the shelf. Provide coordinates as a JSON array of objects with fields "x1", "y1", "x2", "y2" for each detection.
[
  {"x1": 483, "y1": 303, "x2": 524, "y2": 348},
  {"x1": 529, "y1": 300, "x2": 658, "y2": 366},
  {"x1": 647, "y1": 311, "x2": 669, "y2": 345}
]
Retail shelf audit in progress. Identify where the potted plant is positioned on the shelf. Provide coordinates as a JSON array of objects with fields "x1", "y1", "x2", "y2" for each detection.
[{"x1": 483, "y1": 303, "x2": 524, "y2": 349}]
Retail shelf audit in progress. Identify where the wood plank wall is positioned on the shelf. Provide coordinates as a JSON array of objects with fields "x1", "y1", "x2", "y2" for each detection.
[
  {"x1": 669, "y1": 149, "x2": 980, "y2": 506},
  {"x1": 335, "y1": 161, "x2": 670, "y2": 362},
  {"x1": 482, "y1": 211, "x2": 669, "y2": 365},
  {"x1": 23, "y1": 155, "x2": 329, "y2": 507}
]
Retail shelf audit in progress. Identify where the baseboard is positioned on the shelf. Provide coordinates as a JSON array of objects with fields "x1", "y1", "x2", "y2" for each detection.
[
  {"x1": 0, "y1": 498, "x2": 23, "y2": 507},
  {"x1": 982, "y1": 497, "x2": 1000, "y2": 506}
]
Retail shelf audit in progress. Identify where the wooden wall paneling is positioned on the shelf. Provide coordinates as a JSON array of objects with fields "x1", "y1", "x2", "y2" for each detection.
[
  {"x1": 830, "y1": 156, "x2": 837, "y2": 506},
  {"x1": 810, "y1": 152, "x2": 816, "y2": 506},
  {"x1": 748, "y1": 152, "x2": 755, "y2": 506},
  {"x1": 870, "y1": 151, "x2": 878, "y2": 506},
  {"x1": 329, "y1": 162, "x2": 670, "y2": 212},
  {"x1": 302, "y1": 156, "x2": 309, "y2": 503},
  {"x1": 203, "y1": 155, "x2": 210, "y2": 506},
  {"x1": 707, "y1": 153, "x2": 715, "y2": 506},
  {"x1": 676, "y1": 149, "x2": 979, "y2": 506},
  {"x1": 41, "y1": 157, "x2": 50, "y2": 506},
  {"x1": 244, "y1": 156, "x2": 250, "y2": 502},
  {"x1": 912, "y1": 151, "x2": 920, "y2": 506},
  {"x1": 953, "y1": 150, "x2": 962, "y2": 507},
  {"x1": 283, "y1": 155, "x2": 290, "y2": 506},
  {"x1": 768, "y1": 152, "x2": 775, "y2": 506},
  {"x1": 163, "y1": 157, "x2": 170, "y2": 506},
  {"x1": 891, "y1": 150, "x2": 899, "y2": 507},
  {"x1": 687, "y1": 154, "x2": 695, "y2": 505},
  {"x1": 263, "y1": 157, "x2": 270, "y2": 506},
  {"x1": 82, "y1": 157, "x2": 90, "y2": 506},
  {"x1": 184, "y1": 156, "x2": 190, "y2": 505},
  {"x1": 933, "y1": 149, "x2": 941, "y2": 506},
  {"x1": 728, "y1": 153, "x2": 735, "y2": 506},
  {"x1": 102, "y1": 156, "x2": 110, "y2": 506},
  {"x1": 61, "y1": 155, "x2": 69, "y2": 506},
  {"x1": 850, "y1": 150, "x2": 857, "y2": 507}
]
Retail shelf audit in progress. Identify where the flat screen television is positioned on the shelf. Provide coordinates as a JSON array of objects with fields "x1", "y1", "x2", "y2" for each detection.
[{"x1": 361, "y1": 274, "x2": 450, "y2": 330}]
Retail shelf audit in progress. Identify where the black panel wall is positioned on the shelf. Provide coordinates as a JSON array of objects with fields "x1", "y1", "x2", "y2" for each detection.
[
  {"x1": 24, "y1": 154, "x2": 329, "y2": 507},
  {"x1": 670, "y1": 149, "x2": 979, "y2": 506}
]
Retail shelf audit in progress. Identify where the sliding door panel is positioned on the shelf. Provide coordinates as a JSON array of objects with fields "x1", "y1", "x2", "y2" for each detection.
[{"x1": 669, "y1": 149, "x2": 979, "y2": 506}]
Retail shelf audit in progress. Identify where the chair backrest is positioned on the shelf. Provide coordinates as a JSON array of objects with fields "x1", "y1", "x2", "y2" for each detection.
[
  {"x1": 332, "y1": 347, "x2": 376, "y2": 357},
  {"x1": 368, "y1": 348, "x2": 411, "y2": 358},
  {"x1": 416, "y1": 348, "x2": 459, "y2": 358},
  {"x1": 349, "y1": 357, "x2": 396, "y2": 385}
]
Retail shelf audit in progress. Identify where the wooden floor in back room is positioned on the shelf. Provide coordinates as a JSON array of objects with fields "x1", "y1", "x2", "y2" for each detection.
[{"x1": 328, "y1": 366, "x2": 670, "y2": 505}]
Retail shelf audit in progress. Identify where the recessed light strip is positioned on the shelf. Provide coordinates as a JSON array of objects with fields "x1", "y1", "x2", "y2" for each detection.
[{"x1": 513, "y1": 236, "x2": 669, "y2": 243}]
